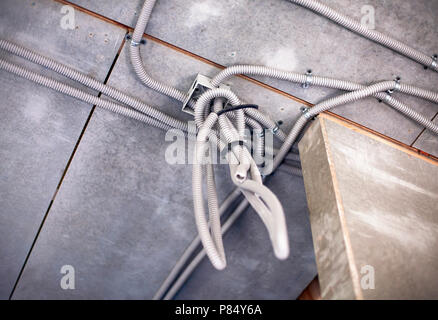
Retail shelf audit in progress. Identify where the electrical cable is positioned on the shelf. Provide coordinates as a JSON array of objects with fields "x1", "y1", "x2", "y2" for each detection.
[
  {"x1": 1, "y1": 0, "x2": 437, "y2": 299},
  {"x1": 286, "y1": 0, "x2": 438, "y2": 72}
]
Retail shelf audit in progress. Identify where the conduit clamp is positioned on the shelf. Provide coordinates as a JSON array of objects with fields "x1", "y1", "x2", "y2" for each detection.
[
  {"x1": 387, "y1": 76, "x2": 401, "y2": 95},
  {"x1": 432, "y1": 54, "x2": 438, "y2": 68},
  {"x1": 302, "y1": 70, "x2": 313, "y2": 89},
  {"x1": 384, "y1": 93, "x2": 394, "y2": 103},
  {"x1": 300, "y1": 106, "x2": 313, "y2": 119},
  {"x1": 271, "y1": 125, "x2": 280, "y2": 134},
  {"x1": 126, "y1": 34, "x2": 146, "y2": 47},
  {"x1": 256, "y1": 130, "x2": 265, "y2": 138}
]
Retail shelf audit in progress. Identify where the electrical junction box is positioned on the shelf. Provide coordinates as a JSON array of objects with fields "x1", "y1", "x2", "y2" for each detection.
[{"x1": 182, "y1": 74, "x2": 230, "y2": 115}]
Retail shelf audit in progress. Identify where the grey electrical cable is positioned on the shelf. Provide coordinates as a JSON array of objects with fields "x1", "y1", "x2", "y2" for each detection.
[
  {"x1": 0, "y1": 58, "x2": 183, "y2": 133},
  {"x1": 129, "y1": 0, "x2": 290, "y2": 263},
  {"x1": 5, "y1": 36, "x2": 436, "y2": 138},
  {"x1": 285, "y1": 152, "x2": 301, "y2": 163},
  {"x1": 0, "y1": 55, "x2": 273, "y2": 278},
  {"x1": 163, "y1": 198, "x2": 250, "y2": 300},
  {"x1": 3, "y1": 0, "x2": 437, "y2": 295},
  {"x1": 4, "y1": 30, "x2": 438, "y2": 278},
  {"x1": 193, "y1": 108, "x2": 289, "y2": 269},
  {"x1": 163, "y1": 81, "x2": 422, "y2": 299},
  {"x1": 139, "y1": 0, "x2": 434, "y2": 298},
  {"x1": 286, "y1": 0, "x2": 438, "y2": 72},
  {"x1": 278, "y1": 164, "x2": 303, "y2": 177},
  {"x1": 0, "y1": 52, "x2": 271, "y2": 288},
  {"x1": 130, "y1": 0, "x2": 189, "y2": 102},
  {"x1": 211, "y1": 65, "x2": 438, "y2": 135},
  {"x1": 0, "y1": 39, "x2": 190, "y2": 133},
  {"x1": 193, "y1": 113, "x2": 229, "y2": 270},
  {"x1": 152, "y1": 187, "x2": 243, "y2": 300},
  {"x1": 272, "y1": 81, "x2": 423, "y2": 172},
  {"x1": 212, "y1": 65, "x2": 438, "y2": 105}
]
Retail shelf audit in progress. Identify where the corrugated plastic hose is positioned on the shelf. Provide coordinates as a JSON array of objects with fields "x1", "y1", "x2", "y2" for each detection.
[
  {"x1": 163, "y1": 198, "x2": 250, "y2": 300},
  {"x1": 3, "y1": 38, "x2": 437, "y2": 275},
  {"x1": 0, "y1": 39, "x2": 190, "y2": 132},
  {"x1": 287, "y1": 0, "x2": 438, "y2": 72},
  {"x1": 212, "y1": 65, "x2": 438, "y2": 105},
  {"x1": 211, "y1": 65, "x2": 438, "y2": 135},
  {"x1": 120, "y1": 0, "x2": 438, "y2": 296},
  {"x1": 4, "y1": 39, "x2": 437, "y2": 273},
  {"x1": 193, "y1": 94, "x2": 290, "y2": 267},
  {"x1": 0, "y1": 58, "x2": 181, "y2": 133},
  {"x1": 1, "y1": 0, "x2": 437, "y2": 297},
  {"x1": 130, "y1": 0, "x2": 189, "y2": 103},
  {"x1": 152, "y1": 188, "x2": 243, "y2": 300},
  {"x1": 273, "y1": 81, "x2": 415, "y2": 172}
]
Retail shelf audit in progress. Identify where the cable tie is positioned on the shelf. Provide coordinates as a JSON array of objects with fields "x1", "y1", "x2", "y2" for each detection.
[{"x1": 220, "y1": 140, "x2": 246, "y2": 158}]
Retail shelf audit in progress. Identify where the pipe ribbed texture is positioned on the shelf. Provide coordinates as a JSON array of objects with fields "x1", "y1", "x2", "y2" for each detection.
[
  {"x1": 287, "y1": 0, "x2": 438, "y2": 72},
  {"x1": 130, "y1": 0, "x2": 189, "y2": 102}
]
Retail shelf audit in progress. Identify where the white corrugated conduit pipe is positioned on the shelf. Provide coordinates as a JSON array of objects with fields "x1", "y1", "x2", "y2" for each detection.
[
  {"x1": 130, "y1": 0, "x2": 189, "y2": 103},
  {"x1": 0, "y1": 59, "x2": 181, "y2": 133},
  {"x1": 129, "y1": 0, "x2": 286, "y2": 141},
  {"x1": 272, "y1": 81, "x2": 418, "y2": 172},
  {"x1": 286, "y1": 0, "x2": 438, "y2": 72},
  {"x1": 0, "y1": 0, "x2": 436, "y2": 286},
  {"x1": 192, "y1": 90, "x2": 290, "y2": 267},
  {"x1": 212, "y1": 65, "x2": 438, "y2": 105},
  {"x1": 0, "y1": 39, "x2": 191, "y2": 132},
  {"x1": 159, "y1": 81, "x2": 423, "y2": 299},
  {"x1": 211, "y1": 65, "x2": 438, "y2": 135},
  {"x1": 0, "y1": 44, "x2": 283, "y2": 271}
]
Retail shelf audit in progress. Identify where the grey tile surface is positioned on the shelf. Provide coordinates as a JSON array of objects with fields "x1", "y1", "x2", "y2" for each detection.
[
  {"x1": 0, "y1": 0, "x2": 125, "y2": 299},
  {"x1": 70, "y1": 0, "x2": 438, "y2": 147},
  {"x1": 12, "y1": 38, "x2": 316, "y2": 299},
  {"x1": 413, "y1": 116, "x2": 438, "y2": 157},
  {"x1": 4, "y1": 0, "x2": 436, "y2": 300}
]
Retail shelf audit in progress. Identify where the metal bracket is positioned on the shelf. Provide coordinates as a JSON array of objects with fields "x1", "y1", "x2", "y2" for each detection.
[
  {"x1": 256, "y1": 130, "x2": 265, "y2": 138},
  {"x1": 300, "y1": 106, "x2": 313, "y2": 119},
  {"x1": 126, "y1": 34, "x2": 146, "y2": 47},
  {"x1": 271, "y1": 126, "x2": 280, "y2": 135},
  {"x1": 302, "y1": 70, "x2": 313, "y2": 89},
  {"x1": 384, "y1": 93, "x2": 394, "y2": 103},
  {"x1": 432, "y1": 54, "x2": 438, "y2": 68},
  {"x1": 387, "y1": 76, "x2": 401, "y2": 95}
]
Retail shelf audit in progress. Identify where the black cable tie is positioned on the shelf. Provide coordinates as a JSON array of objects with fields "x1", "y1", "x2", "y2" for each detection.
[
  {"x1": 220, "y1": 140, "x2": 246, "y2": 158},
  {"x1": 216, "y1": 104, "x2": 259, "y2": 116}
]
